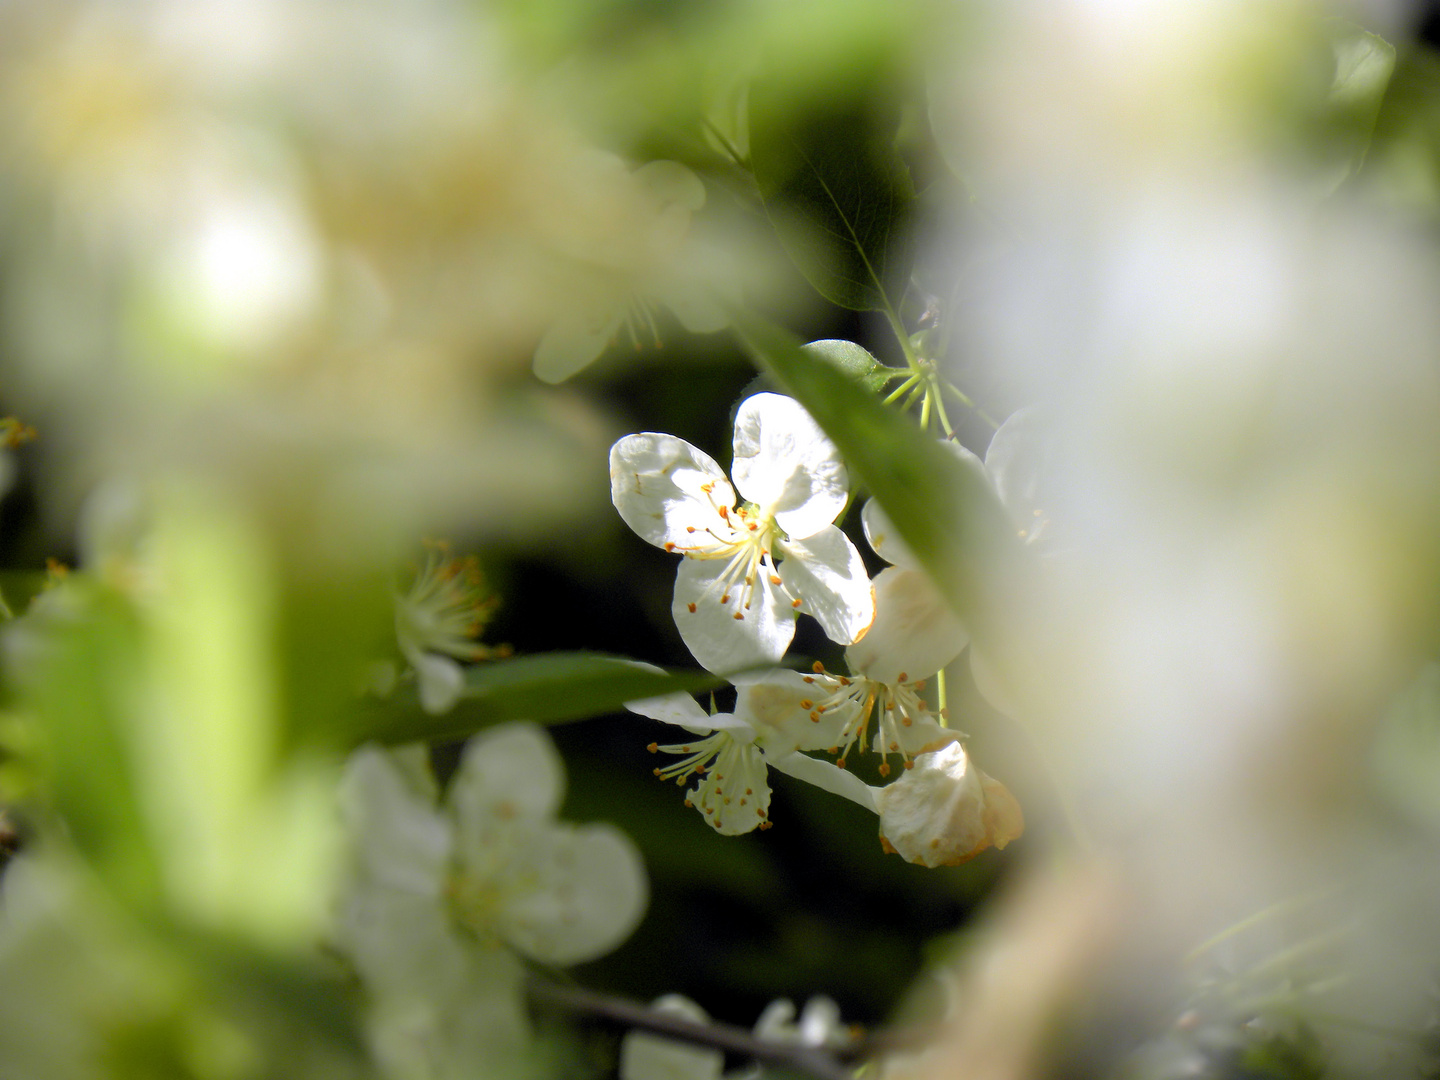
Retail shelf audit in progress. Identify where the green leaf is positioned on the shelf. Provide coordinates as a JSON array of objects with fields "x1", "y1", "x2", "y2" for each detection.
[
  {"x1": 748, "y1": 83, "x2": 914, "y2": 312},
  {"x1": 801, "y1": 338, "x2": 901, "y2": 395},
  {"x1": 1321, "y1": 20, "x2": 1395, "y2": 187},
  {"x1": 731, "y1": 312, "x2": 1024, "y2": 641},
  {"x1": 346, "y1": 652, "x2": 724, "y2": 748},
  {"x1": 19, "y1": 583, "x2": 165, "y2": 912}
]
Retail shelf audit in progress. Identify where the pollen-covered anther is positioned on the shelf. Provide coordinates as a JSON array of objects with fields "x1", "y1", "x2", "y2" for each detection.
[
  {"x1": 799, "y1": 699, "x2": 814, "y2": 710},
  {"x1": 791, "y1": 598, "x2": 802, "y2": 608},
  {"x1": 812, "y1": 662, "x2": 826, "y2": 674},
  {"x1": 647, "y1": 742, "x2": 659, "y2": 753},
  {"x1": 665, "y1": 542, "x2": 676, "y2": 552},
  {"x1": 745, "y1": 788, "x2": 752, "y2": 795},
  {"x1": 720, "y1": 593, "x2": 730, "y2": 604},
  {"x1": 897, "y1": 672, "x2": 909, "y2": 683},
  {"x1": 748, "y1": 523, "x2": 758, "y2": 531},
  {"x1": 913, "y1": 679, "x2": 927, "y2": 691},
  {"x1": 810, "y1": 712, "x2": 821, "y2": 722},
  {"x1": 687, "y1": 526, "x2": 696, "y2": 533},
  {"x1": 836, "y1": 758, "x2": 847, "y2": 769},
  {"x1": 683, "y1": 799, "x2": 693, "y2": 808},
  {"x1": 733, "y1": 612, "x2": 744, "y2": 620},
  {"x1": 889, "y1": 742, "x2": 899, "y2": 751},
  {"x1": 769, "y1": 574, "x2": 782, "y2": 585},
  {"x1": 879, "y1": 763, "x2": 891, "y2": 777},
  {"x1": 652, "y1": 768, "x2": 662, "y2": 777},
  {"x1": 803, "y1": 675, "x2": 814, "y2": 684},
  {"x1": 904, "y1": 760, "x2": 914, "y2": 770},
  {"x1": 757, "y1": 809, "x2": 767, "y2": 819},
  {"x1": 687, "y1": 602, "x2": 697, "y2": 613}
]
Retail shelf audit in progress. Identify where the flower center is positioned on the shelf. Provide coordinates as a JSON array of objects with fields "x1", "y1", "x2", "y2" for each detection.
[
  {"x1": 800, "y1": 663, "x2": 940, "y2": 776},
  {"x1": 678, "y1": 500, "x2": 789, "y2": 619},
  {"x1": 646, "y1": 733, "x2": 772, "y2": 831}
]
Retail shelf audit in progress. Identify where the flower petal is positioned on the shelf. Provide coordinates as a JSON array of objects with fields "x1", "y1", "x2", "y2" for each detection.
[
  {"x1": 633, "y1": 160, "x2": 707, "y2": 214},
  {"x1": 449, "y1": 723, "x2": 565, "y2": 830},
  {"x1": 873, "y1": 742, "x2": 1023, "y2": 867},
  {"x1": 533, "y1": 304, "x2": 624, "y2": 384},
  {"x1": 777, "y1": 525, "x2": 875, "y2": 646},
  {"x1": 672, "y1": 557, "x2": 795, "y2": 675},
  {"x1": 765, "y1": 750, "x2": 878, "y2": 812},
  {"x1": 734, "y1": 668, "x2": 855, "y2": 754},
  {"x1": 620, "y1": 996, "x2": 724, "y2": 1080},
  {"x1": 412, "y1": 651, "x2": 465, "y2": 714},
  {"x1": 662, "y1": 278, "x2": 729, "y2": 334},
  {"x1": 845, "y1": 566, "x2": 968, "y2": 684},
  {"x1": 730, "y1": 394, "x2": 848, "y2": 538},
  {"x1": 861, "y1": 496, "x2": 918, "y2": 569},
  {"x1": 969, "y1": 646, "x2": 1021, "y2": 717},
  {"x1": 625, "y1": 689, "x2": 713, "y2": 732},
  {"x1": 690, "y1": 736, "x2": 772, "y2": 834},
  {"x1": 339, "y1": 746, "x2": 450, "y2": 896},
  {"x1": 984, "y1": 405, "x2": 1050, "y2": 543},
  {"x1": 611, "y1": 433, "x2": 736, "y2": 550},
  {"x1": 497, "y1": 821, "x2": 648, "y2": 965}
]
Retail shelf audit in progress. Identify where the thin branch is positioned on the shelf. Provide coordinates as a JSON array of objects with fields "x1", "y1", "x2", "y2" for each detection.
[{"x1": 525, "y1": 976, "x2": 858, "y2": 1080}]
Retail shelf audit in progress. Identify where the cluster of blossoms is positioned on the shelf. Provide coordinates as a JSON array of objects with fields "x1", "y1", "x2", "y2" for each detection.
[{"x1": 612, "y1": 391, "x2": 1037, "y2": 867}]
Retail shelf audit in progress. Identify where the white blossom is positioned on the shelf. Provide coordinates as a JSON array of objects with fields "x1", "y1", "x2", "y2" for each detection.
[
  {"x1": 628, "y1": 677, "x2": 875, "y2": 835},
  {"x1": 611, "y1": 393, "x2": 874, "y2": 674}
]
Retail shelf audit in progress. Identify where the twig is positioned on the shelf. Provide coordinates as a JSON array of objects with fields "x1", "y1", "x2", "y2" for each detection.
[{"x1": 525, "y1": 976, "x2": 858, "y2": 1080}]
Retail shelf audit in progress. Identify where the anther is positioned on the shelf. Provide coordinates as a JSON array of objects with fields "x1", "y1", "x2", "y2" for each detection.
[
  {"x1": 745, "y1": 788, "x2": 752, "y2": 795},
  {"x1": 757, "y1": 809, "x2": 767, "y2": 819},
  {"x1": 739, "y1": 798, "x2": 747, "y2": 805},
  {"x1": 720, "y1": 593, "x2": 730, "y2": 604},
  {"x1": 718, "y1": 506, "x2": 729, "y2": 520},
  {"x1": 889, "y1": 742, "x2": 899, "y2": 751},
  {"x1": 748, "y1": 523, "x2": 758, "y2": 531},
  {"x1": 812, "y1": 662, "x2": 825, "y2": 673},
  {"x1": 836, "y1": 758, "x2": 847, "y2": 769},
  {"x1": 839, "y1": 677, "x2": 851, "y2": 686},
  {"x1": 904, "y1": 760, "x2": 914, "y2": 770},
  {"x1": 652, "y1": 768, "x2": 662, "y2": 777},
  {"x1": 723, "y1": 797, "x2": 731, "y2": 805},
  {"x1": 800, "y1": 699, "x2": 813, "y2": 710},
  {"x1": 791, "y1": 598, "x2": 802, "y2": 608},
  {"x1": 687, "y1": 602, "x2": 697, "y2": 613},
  {"x1": 770, "y1": 575, "x2": 782, "y2": 585},
  {"x1": 665, "y1": 542, "x2": 676, "y2": 552},
  {"x1": 745, "y1": 575, "x2": 753, "y2": 585},
  {"x1": 878, "y1": 763, "x2": 891, "y2": 778},
  {"x1": 647, "y1": 742, "x2": 659, "y2": 753},
  {"x1": 683, "y1": 799, "x2": 693, "y2": 808},
  {"x1": 803, "y1": 676, "x2": 814, "y2": 683},
  {"x1": 687, "y1": 526, "x2": 696, "y2": 533},
  {"x1": 913, "y1": 679, "x2": 927, "y2": 691},
  {"x1": 897, "y1": 672, "x2": 908, "y2": 683},
  {"x1": 809, "y1": 711, "x2": 821, "y2": 722},
  {"x1": 901, "y1": 717, "x2": 912, "y2": 727},
  {"x1": 733, "y1": 612, "x2": 744, "y2": 620}
]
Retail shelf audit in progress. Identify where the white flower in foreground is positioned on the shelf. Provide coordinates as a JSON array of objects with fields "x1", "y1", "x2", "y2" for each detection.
[
  {"x1": 627, "y1": 679, "x2": 875, "y2": 835},
  {"x1": 393, "y1": 542, "x2": 509, "y2": 715},
  {"x1": 873, "y1": 741, "x2": 1024, "y2": 868},
  {"x1": 611, "y1": 393, "x2": 875, "y2": 674},
  {"x1": 336, "y1": 724, "x2": 647, "y2": 976},
  {"x1": 534, "y1": 158, "x2": 727, "y2": 384}
]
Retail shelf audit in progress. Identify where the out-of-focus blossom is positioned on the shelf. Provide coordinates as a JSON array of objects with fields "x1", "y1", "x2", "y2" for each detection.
[
  {"x1": 533, "y1": 157, "x2": 727, "y2": 384},
  {"x1": 611, "y1": 393, "x2": 874, "y2": 674}
]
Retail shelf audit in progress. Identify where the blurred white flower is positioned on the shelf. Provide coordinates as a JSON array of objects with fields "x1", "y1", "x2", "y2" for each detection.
[
  {"x1": 392, "y1": 542, "x2": 508, "y2": 715},
  {"x1": 619, "y1": 995, "x2": 724, "y2": 1080},
  {"x1": 753, "y1": 995, "x2": 850, "y2": 1050},
  {"x1": 533, "y1": 158, "x2": 727, "y2": 383},
  {"x1": 336, "y1": 724, "x2": 648, "y2": 974},
  {"x1": 873, "y1": 741, "x2": 1024, "y2": 868},
  {"x1": 611, "y1": 392, "x2": 874, "y2": 674}
]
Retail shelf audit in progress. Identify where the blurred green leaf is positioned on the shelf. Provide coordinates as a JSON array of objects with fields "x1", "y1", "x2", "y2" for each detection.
[
  {"x1": 347, "y1": 652, "x2": 724, "y2": 747},
  {"x1": 1321, "y1": 20, "x2": 1395, "y2": 186},
  {"x1": 749, "y1": 82, "x2": 914, "y2": 312},
  {"x1": 731, "y1": 312, "x2": 1024, "y2": 641},
  {"x1": 20, "y1": 584, "x2": 164, "y2": 913}
]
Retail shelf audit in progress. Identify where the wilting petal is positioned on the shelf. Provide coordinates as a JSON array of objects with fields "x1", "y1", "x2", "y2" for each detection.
[
  {"x1": 846, "y1": 566, "x2": 969, "y2": 685},
  {"x1": 497, "y1": 821, "x2": 648, "y2": 965},
  {"x1": 778, "y1": 525, "x2": 875, "y2": 646},
  {"x1": 620, "y1": 996, "x2": 724, "y2": 1080},
  {"x1": 340, "y1": 747, "x2": 450, "y2": 896},
  {"x1": 734, "y1": 668, "x2": 854, "y2": 753},
  {"x1": 730, "y1": 394, "x2": 848, "y2": 538},
  {"x1": 672, "y1": 557, "x2": 794, "y2": 674},
  {"x1": 449, "y1": 723, "x2": 565, "y2": 830},
  {"x1": 611, "y1": 433, "x2": 736, "y2": 550},
  {"x1": 874, "y1": 742, "x2": 1023, "y2": 868},
  {"x1": 533, "y1": 303, "x2": 624, "y2": 384},
  {"x1": 766, "y1": 750, "x2": 877, "y2": 812}
]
